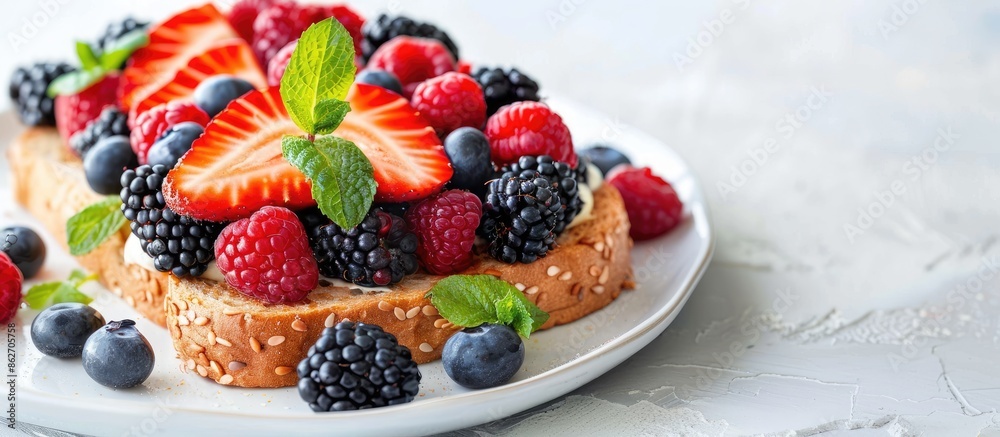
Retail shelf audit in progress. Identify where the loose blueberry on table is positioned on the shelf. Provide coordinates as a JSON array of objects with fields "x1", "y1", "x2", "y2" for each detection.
[
  {"x1": 82, "y1": 319, "x2": 155, "y2": 389},
  {"x1": 31, "y1": 303, "x2": 105, "y2": 359},
  {"x1": 1, "y1": 226, "x2": 47, "y2": 279}
]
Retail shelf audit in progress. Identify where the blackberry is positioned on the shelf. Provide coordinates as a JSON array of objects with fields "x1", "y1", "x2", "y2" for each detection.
[
  {"x1": 472, "y1": 67, "x2": 541, "y2": 116},
  {"x1": 480, "y1": 173, "x2": 564, "y2": 264},
  {"x1": 70, "y1": 107, "x2": 129, "y2": 158},
  {"x1": 8, "y1": 62, "x2": 76, "y2": 127},
  {"x1": 96, "y1": 17, "x2": 148, "y2": 51},
  {"x1": 120, "y1": 165, "x2": 221, "y2": 277},
  {"x1": 305, "y1": 209, "x2": 419, "y2": 287},
  {"x1": 360, "y1": 14, "x2": 459, "y2": 63},
  {"x1": 499, "y1": 155, "x2": 581, "y2": 235},
  {"x1": 297, "y1": 321, "x2": 421, "y2": 411}
]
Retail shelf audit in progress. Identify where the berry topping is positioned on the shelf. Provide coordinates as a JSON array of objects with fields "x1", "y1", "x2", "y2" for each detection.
[
  {"x1": 128, "y1": 40, "x2": 266, "y2": 124},
  {"x1": 193, "y1": 75, "x2": 255, "y2": 118},
  {"x1": 366, "y1": 36, "x2": 456, "y2": 98},
  {"x1": 484, "y1": 101, "x2": 576, "y2": 168},
  {"x1": 1, "y1": 227, "x2": 46, "y2": 280},
  {"x1": 0, "y1": 252, "x2": 23, "y2": 324},
  {"x1": 121, "y1": 165, "x2": 222, "y2": 277},
  {"x1": 606, "y1": 166, "x2": 684, "y2": 241},
  {"x1": 355, "y1": 69, "x2": 402, "y2": 95},
  {"x1": 472, "y1": 67, "x2": 541, "y2": 116},
  {"x1": 147, "y1": 122, "x2": 204, "y2": 170},
  {"x1": 54, "y1": 73, "x2": 120, "y2": 145},
  {"x1": 443, "y1": 127, "x2": 493, "y2": 196},
  {"x1": 360, "y1": 14, "x2": 459, "y2": 63},
  {"x1": 120, "y1": 4, "x2": 240, "y2": 111},
  {"x1": 305, "y1": 208, "x2": 419, "y2": 287},
  {"x1": 499, "y1": 155, "x2": 581, "y2": 235},
  {"x1": 84, "y1": 136, "x2": 138, "y2": 195},
  {"x1": 8, "y1": 62, "x2": 75, "y2": 127},
  {"x1": 252, "y1": 2, "x2": 364, "y2": 67},
  {"x1": 266, "y1": 39, "x2": 297, "y2": 87},
  {"x1": 226, "y1": 0, "x2": 274, "y2": 43},
  {"x1": 30, "y1": 303, "x2": 104, "y2": 358},
  {"x1": 215, "y1": 206, "x2": 319, "y2": 304},
  {"x1": 82, "y1": 320, "x2": 155, "y2": 389},
  {"x1": 130, "y1": 101, "x2": 210, "y2": 165},
  {"x1": 442, "y1": 323, "x2": 524, "y2": 389},
  {"x1": 162, "y1": 88, "x2": 308, "y2": 222},
  {"x1": 95, "y1": 17, "x2": 149, "y2": 69},
  {"x1": 480, "y1": 173, "x2": 564, "y2": 264},
  {"x1": 580, "y1": 144, "x2": 631, "y2": 176},
  {"x1": 405, "y1": 190, "x2": 482, "y2": 275},
  {"x1": 411, "y1": 72, "x2": 487, "y2": 136},
  {"x1": 337, "y1": 84, "x2": 453, "y2": 203},
  {"x1": 69, "y1": 106, "x2": 130, "y2": 159},
  {"x1": 297, "y1": 322, "x2": 421, "y2": 411}
]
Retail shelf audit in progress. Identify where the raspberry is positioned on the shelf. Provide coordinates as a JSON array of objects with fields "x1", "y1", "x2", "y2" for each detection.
[
  {"x1": 252, "y1": 2, "x2": 364, "y2": 67},
  {"x1": 227, "y1": 0, "x2": 274, "y2": 43},
  {"x1": 0, "y1": 252, "x2": 22, "y2": 324},
  {"x1": 606, "y1": 166, "x2": 683, "y2": 241},
  {"x1": 130, "y1": 101, "x2": 209, "y2": 165},
  {"x1": 411, "y1": 72, "x2": 486, "y2": 136},
  {"x1": 404, "y1": 190, "x2": 482, "y2": 275},
  {"x1": 367, "y1": 36, "x2": 456, "y2": 98},
  {"x1": 457, "y1": 60, "x2": 472, "y2": 76},
  {"x1": 267, "y1": 39, "x2": 297, "y2": 87},
  {"x1": 215, "y1": 206, "x2": 319, "y2": 304},
  {"x1": 484, "y1": 101, "x2": 576, "y2": 168},
  {"x1": 54, "y1": 73, "x2": 120, "y2": 146}
]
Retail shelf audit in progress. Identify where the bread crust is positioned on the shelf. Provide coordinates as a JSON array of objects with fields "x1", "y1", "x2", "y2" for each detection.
[
  {"x1": 8, "y1": 128, "x2": 169, "y2": 326},
  {"x1": 9, "y1": 127, "x2": 635, "y2": 389}
]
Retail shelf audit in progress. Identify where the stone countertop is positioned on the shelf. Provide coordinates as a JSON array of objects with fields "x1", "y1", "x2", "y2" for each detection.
[{"x1": 2, "y1": 0, "x2": 998, "y2": 435}]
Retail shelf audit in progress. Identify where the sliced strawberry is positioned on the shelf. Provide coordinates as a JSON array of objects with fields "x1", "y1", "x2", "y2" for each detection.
[
  {"x1": 163, "y1": 88, "x2": 308, "y2": 222},
  {"x1": 120, "y1": 4, "x2": 241, "y2": 110},
  {"x1": 128, "y1": 40, "x2": 266, "y2": 124},
  {"x1": 55, "y1": 73, "x2": 120, "y2": 146},
  {"x1": 337, "y1": 83, "x2": 452, "y2": 202}
]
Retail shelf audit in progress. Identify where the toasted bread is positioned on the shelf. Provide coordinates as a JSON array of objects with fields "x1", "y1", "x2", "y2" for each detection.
[
  {"x1": 8, "y1": 128, "x2": 170, "y2": 326},
  {"x1": 8, "y1": 127, "x2": 635, "y2": 388}
]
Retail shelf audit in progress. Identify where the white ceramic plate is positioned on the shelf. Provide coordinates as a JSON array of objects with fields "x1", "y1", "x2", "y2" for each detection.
[{"x1": 1, "y1": 98, "x2": 714, "y2": 437}]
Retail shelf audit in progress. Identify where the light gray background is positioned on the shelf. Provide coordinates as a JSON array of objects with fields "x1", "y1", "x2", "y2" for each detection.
[{"x1": 2, "y1": 0, "x2": 1000, "y2": 435}]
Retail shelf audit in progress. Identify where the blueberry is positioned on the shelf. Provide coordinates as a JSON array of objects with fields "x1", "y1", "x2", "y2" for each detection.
[
  {"x1": 356, "y1": 69, "x2": 403, "y2": 95},
  {"x1": 1, "y1": 226, "x2": 46, "y2": 279},
  {"x1": 147, "y1": 122, "x2": 204, "y2": 169},
  {"x1": 83, "y1": 136, "x2": 138, "y2": 195},
  {"x1": 443, "y1": 127, "x2": 493, "y2": 196},
  {"x1": 579, "y1": 145, "x2": 631, "y2": 176},
  {"x1": 30, "y1": 303, "x2": 104, "y2": 358},
  {"x1": 442, "y1": 323, "x2": 524, "y2": 389},
  {"x1": 82, "y1": 320, "x2": 155, "y2": 388},
  {"x1": 193, "y1": 75, "x2": 255, "y2": 118}
]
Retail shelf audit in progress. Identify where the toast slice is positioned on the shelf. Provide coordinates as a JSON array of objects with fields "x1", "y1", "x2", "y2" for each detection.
[
  {"x1": 8, "y1": 127, "x2": 636, "y2": 388},
  {"x1": 8, "y1": 128, "x2": 170, "y2": 326}
]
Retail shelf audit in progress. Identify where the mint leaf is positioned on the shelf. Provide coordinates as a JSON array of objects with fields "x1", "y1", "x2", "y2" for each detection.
[
  {"x1": 76, "y1": 42, "x2": 100, "y2": 70},
  {"x1": 24, "y1": 270, "x2": 97, "y2": 309},
  {"x1": 47, "y1": 68, "x2": 105, "y2": 97},
  {"x1": 426, "y1": 275, "x2": 550, "y2": 338},
  {"x1": 67, "y1": 196, "x2": 126, "y2": 256},
  {"x1": 280, "y1": 17, "x2": 357, "y2": 135},
  {"x1": 282, "y1": 135, "x2": 376, "y2": 229},
  {"x1": 313, "y1": 99, "x2": 351, "y2": 135},
  {"x1": 99, "y1": 29, "x2": 149, "y2": 70}
]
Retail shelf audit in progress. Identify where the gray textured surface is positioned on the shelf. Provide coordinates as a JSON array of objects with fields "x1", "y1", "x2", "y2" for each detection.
[{"x1": 2, "y1": 1, "x2": 999, "y2": 435}]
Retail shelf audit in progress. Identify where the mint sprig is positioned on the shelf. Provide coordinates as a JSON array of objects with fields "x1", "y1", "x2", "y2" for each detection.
[
  {"x1": 66, "y1": 196, "x2": 127, "y2": 256},
  {"x1": 426, "y1": 275, "x2": 550, "y2": 338},
  {"x1": 279, "y1": 17, "x2": 376, "y2": 230},
  {"x1": 280, "y1": 18, "x2": 357, "y2": 135},
  {"x1": 24, "y1": 269, "x2": 97, "y2": 309},
  {"x1": 283, "y1": 136, "x2": 377, "y2": 229},
  {"x1": 48, "y1": 31, "x2": 149, "y2": 97}
]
